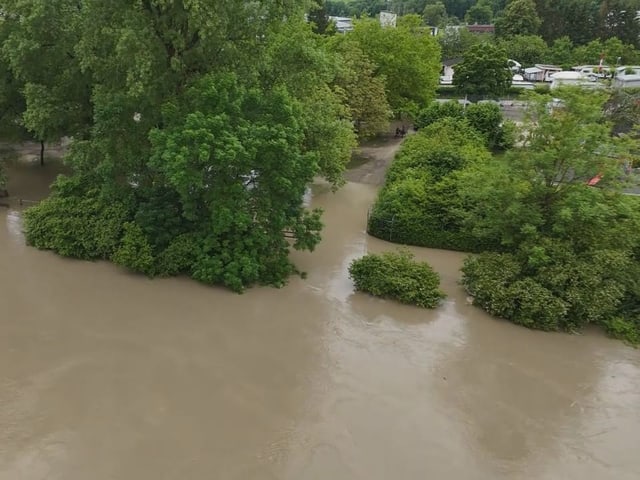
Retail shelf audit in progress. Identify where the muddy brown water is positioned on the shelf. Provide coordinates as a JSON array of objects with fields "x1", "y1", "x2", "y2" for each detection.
[{"x1": 1, "y1": 158, "x2": 639, "y2": 480}]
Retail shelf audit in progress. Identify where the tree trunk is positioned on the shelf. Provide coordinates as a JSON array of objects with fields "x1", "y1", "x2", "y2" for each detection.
[{"x1": 40, "y1": 140, "x2": 45, "y2": 166}]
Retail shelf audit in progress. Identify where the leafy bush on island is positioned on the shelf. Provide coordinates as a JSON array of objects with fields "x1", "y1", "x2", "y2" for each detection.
[
  {"x1": 370, "y1": 88, "x2": 640, "y2": 344},
  {"x1": 460, "y1": 91, "x2": 640, "y2": 344},
  {"x1": 368, "y1": 117, "x2": 495, "y2": 251},
  {"x1": 349, "y1": 250, "x2": 445, "y2": 308}
]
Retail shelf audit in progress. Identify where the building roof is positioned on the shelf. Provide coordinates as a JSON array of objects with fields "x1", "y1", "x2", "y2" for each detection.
[
  {"x1": 551, "y1": 71, "x2": 584, "y2": 80},
  {"x1": 467, "y1": 24, "x2": 495, "y2": 33}
]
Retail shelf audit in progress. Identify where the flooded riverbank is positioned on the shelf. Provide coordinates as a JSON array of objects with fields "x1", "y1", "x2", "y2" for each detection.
[{"x1": 1, "y1": 158, "x2": 639, "y2": 479}]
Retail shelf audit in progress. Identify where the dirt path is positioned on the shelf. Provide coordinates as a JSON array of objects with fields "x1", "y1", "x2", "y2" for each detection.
[{"x1": 344, "y1": 136, "x2": 405, "y2": 185}]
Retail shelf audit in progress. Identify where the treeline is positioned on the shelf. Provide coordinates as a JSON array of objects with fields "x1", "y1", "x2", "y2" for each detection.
[
  {"x1": 369, "y1": 90, "x2": 640, "y2": 343},
  {"x1": 442, "y1": 30, "x2": 640, "y2": 69},
  {"x1": 328, "y1": 0, "x2": 640, "y2": 50},
  {"x1": 0, "y1": 2, "x2": 440, "y2": 291}
]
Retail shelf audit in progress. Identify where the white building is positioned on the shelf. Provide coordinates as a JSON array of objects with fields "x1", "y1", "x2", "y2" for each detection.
[
  {"x1": 379, "y1": 11, "x2": 397, "y2": 28},
  {"x1": 329, "y1": 16, "x2": 353, "y2": 34}
]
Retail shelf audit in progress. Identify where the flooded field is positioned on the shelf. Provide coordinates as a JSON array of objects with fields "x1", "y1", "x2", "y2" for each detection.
[{"x1": 1, "y1": 158, "x2": 639, "y2": 479}]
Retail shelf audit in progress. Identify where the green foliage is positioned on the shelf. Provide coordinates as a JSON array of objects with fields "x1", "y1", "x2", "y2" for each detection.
[
  {"x1": 416, "y1": 101, "x2": 515, "y2": 151},
  {"x1": 329, "y1": 38, "x2": 392, "y2": 138},
  {"x1": 465, "y1": 2, "x2": 494, "y2": 24},
  {"x1": 438, "y1": 26, "x2": 487, "y2": 60},
  {"x1": 0, "y1": 162, "x2": 6, "y2": 190},
  {"x1": 415, "y1": 100, "x2": 464, "y2": 128},
  {"x1": 462, "y1": 247, "x2": 638, "y2": 336},
  {"x1": 548, "y1": 36, "x2": 575, "y2": 66},
  {"x1": 349, "y1": 250, "x2": 446, "y2": 308},
  {"x1": 20, "y1": 4, "x2": 353, "y2": 292},
  {"x1": 598, "y1": 0, "x2": 640, "y2": 48},
  {"x1": 465, "y1": 102, "x2": 515, "y2": 150},
  {"x1": 461, "y1": 253, "x2": 567, "y2": 331},
  {"x1": 457, "y1": 90, "x2": 640, "y2": 343},
  {"x1": 111, "y1": 222, "x2": 155, "y2": 275},
  {"x1": 605, "y1": 88, "x2": 640, "y2": 135},
  {"x1": 368, "y1": 118, "x2": 492, "y2": 250},
  {"x1": 498, "y1": 34, "x2": 548, "y2": 67},
  {"x1": 309, "y1": 1, "x2": 333, "y2": 35},
  {"x1": 423, "y1": 2, "x2": 448, "y2": 26},
  {"x1": 349, "y1": 17, "x2": 441, "y2": 114},
  {"x1": 155, "y1": 233, "x2": 201, "y2": 277},
  {"x1": 495, "y1": 0, "x2": 541, "y2": 37},
  {"x1": 603, "y1": 316, "x2": 640, "y2": 345},
  {"x1": 453, "y1": 43, "x2": 512, "y2": 97},
  {"x1": 23, "y1": 180, "x2": 133, "y2": 260},
  {"x1": 370, "y1": 86, "x2": 640, "y2": 343},
  {"x1": 1, "y1": 0, "x2": 92, "y2": 142},
  {"x1": 261, "y1": 20, "x2": 357, "y2": 187}
]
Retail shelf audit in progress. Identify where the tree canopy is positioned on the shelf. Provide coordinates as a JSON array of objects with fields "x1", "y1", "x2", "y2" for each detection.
[
  {"x1": 452, "y1": 43, "x2": 512, "y2": 96},
  {"x1": 495, "y1": 0, "x2": 541, "y2": 37},
  {"x1": 348, "y1": 16, "x2": 441, "y2": 115},
  {"x1": 460, "y1": 90, "x2": 640, "y2": 341},
  {"x1": 370, "y1": 86, "x2": 640, "y2": 343},
  {"x1": 10, "y1": 1, "x2": 369, "y2": 291}
]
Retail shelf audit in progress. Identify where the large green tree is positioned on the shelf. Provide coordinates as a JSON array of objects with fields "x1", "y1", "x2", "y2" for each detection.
[
  {"x1": 535, "y1": 0, "x2": 599, "y2": 45},
  {"x1": 328, "y1": 38, "x2": 392, "y2": 138},
  {"x1": 423, "y1": 1, "x2": 448, "y2": 26},
  {"x1": 599, "y1": 0, "x2": 640, "y2": 48},
  {"x1": 453, "y1": 42, "x2": 512, "y2": 96},
  {"x1": 495, "y1": 0, "x2": 541, "y2": 37},
  {"x1": 438, "y1": 26, "x2": 486, "y2": 59},
  {"x1": 498, "y1": 34, "x2": 549, "y2": 67},
  {"x1": 309, "y1": 0, "x2": 333, "y2": 35},
  {"x1": 460, "y1": 89, "x2": 640, "y2": 342},
  {"x1": 1, "y1": 0, "x2": 92, "y2": 165},
  {"x1": 20, "y1": 1, "x2": 358, "y2": 291},
  {"x1": 465, "y1": 1, "x2": 494, "y2": 24},
  {"x1": 349, "y1": 15, "x2": 441, "y2": 115}
]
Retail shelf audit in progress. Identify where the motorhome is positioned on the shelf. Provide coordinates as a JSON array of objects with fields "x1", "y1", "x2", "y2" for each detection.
[
  {"x1": 572, "y1": 65, "x2": 611, "y2": 79},
  {"x1": 549, "y1": 71, "x2": 604, "y2": 89},
  {"x1": 612, "y1": 66, "x2": 640, "y2": 88},
  {"x1": 522, "y1": 64, "x2": 562, "y2": 82}
]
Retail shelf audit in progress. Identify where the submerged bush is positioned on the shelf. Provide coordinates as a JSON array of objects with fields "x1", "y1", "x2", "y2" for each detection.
[
  {"x1": 349, "y1": 250, "x2": 445, "y2": 308},
  {"x1": 368, "y1": 118, "x2": 492, "y2": 251},
  {"x1": 23, "y1": 186, "x2": 133, "y2": 260},
  {"x1": 462, "y1": 250, "x2": 640, "y2": 343}
]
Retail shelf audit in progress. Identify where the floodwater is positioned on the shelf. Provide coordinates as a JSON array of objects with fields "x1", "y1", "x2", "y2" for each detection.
[{"x1": 1, "y1": 159, "x2": 639, "y2": 480}]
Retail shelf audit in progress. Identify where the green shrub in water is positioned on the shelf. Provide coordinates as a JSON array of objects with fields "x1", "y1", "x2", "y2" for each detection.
[{"x1": 348, "y1": 250, "x2": 445, "y2": 308}]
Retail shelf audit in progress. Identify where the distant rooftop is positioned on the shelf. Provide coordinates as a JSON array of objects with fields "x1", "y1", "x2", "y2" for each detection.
[{"x1": 466, "y1": 24, "x2": 495, "y2": 34}]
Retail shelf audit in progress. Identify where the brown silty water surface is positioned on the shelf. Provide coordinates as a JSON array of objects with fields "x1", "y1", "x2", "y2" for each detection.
[{"x1": 1, "y1": 149, "x2": 639, "y2": 480}]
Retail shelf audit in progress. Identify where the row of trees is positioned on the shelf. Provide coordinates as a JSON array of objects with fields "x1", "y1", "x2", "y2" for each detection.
[
  {"x1": 369, "y1": 88, "x2": 640, "y2": 343},
  {"x1": 326, "y1": 0, "x2": 640, "y2": 49},
  {"x1": 0, "y1": 1, "x2": 441, "y2": 291},
  {"x1": 442, "y1": 30, "x2": 640, "y2": 71}
]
